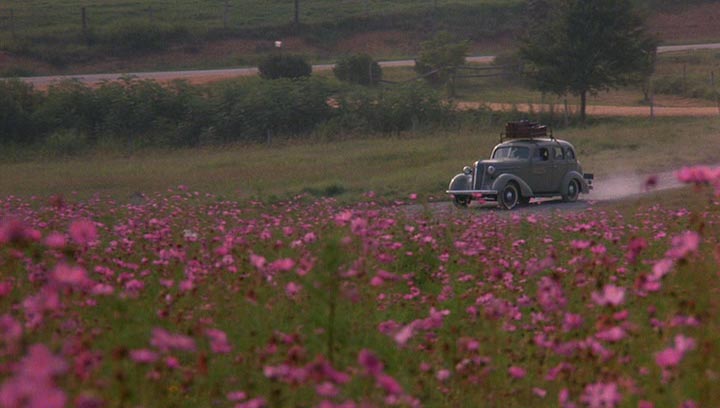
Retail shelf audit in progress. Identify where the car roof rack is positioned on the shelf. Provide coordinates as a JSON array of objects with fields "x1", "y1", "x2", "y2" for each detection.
[{"x1": 500, "y1": 120, "x2": 554, "y2": 142}]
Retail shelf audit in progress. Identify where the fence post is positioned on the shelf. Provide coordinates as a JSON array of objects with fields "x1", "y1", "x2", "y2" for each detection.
[
  {"x1": 223, "y1": 0, "x2": 230, "y2": 29},
  {"x1": 563, "y1": 97, "x2": 569, "y2": 127},
  {"x1": 294, "y1": 0, "x2": 300, "y2": 25},
  {"x1": 712, "y1": 71, "x2": 719, "y2": 115},
  {"x1": 81, "y1": 7, "x2": 89, "y2": 45},
  {"x1": 649, "y1": 78, "x2": 654, "y2": 120},
  {"x1": 9, "y1": 9, "x2": 16, "y2": 39}
]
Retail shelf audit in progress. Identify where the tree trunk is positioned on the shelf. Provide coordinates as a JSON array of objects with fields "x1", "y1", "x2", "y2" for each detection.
[{"x1": 580, "y1": 90, "x2": 587, "y2": 123}]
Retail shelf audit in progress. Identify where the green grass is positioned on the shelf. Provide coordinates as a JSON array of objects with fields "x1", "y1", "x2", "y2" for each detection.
[{"x1": 1, "y1": 117, "x2": 718, "y2": 202}]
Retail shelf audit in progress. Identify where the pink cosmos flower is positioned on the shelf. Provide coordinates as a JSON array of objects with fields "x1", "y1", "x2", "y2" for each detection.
[
  {"x1": 595, "y1": 326, "x2": 626, "y2": 342},
  {"x1": 69, "y1": 219, "x2": 98, "y2": 246},
  {"x1": 227, "y1": 391, "x2": 247, "y2": 402},
  {"x1": 52, "y1": 263, "x2": 89, "y2": 287},
  {"x1": 285, "y1": 282, "x2": 302, "y2": 298},
  {"x1": 673, "y1": 334, "x2": 696, "y2": 354},
  {"x1": 44, "y1": 232, "x2": 67, "y2": 249},
  {"x1": 533, "y1": 387, "x2": 547, "y2": 398},
  {"x1": 580, "y1": 382, "x2": 621, "y2": 408},
  {"x1": 436, "y1": 369, "x2": 451, "y2": 382},
  {"x1": 508, "y1": 366, "x2": 526, "y2": 379},
  {"x1": 591, "y1": 285, "x2": 626, "y2": 307},
  {"x1": 130, "y1": 349, "x2": 159, "y2": 364},
  {"x1": 654, "y1": 347, "x2": 682, "y2": 368},
  {"x1": 393, "y1": 325, "x2": 414, "y2": 346},
  {"x1": 150, "y1": 328, "x2": 196, "y2": 352},
  {"x1": 665, "y1": 231, "x2": 701, "y2": 260},
  {"x1": 0, "y1": 282, "x2": 12, "y2": 298},
  {"x1": 205, "y1": 328, "x2": 232, "y2": 354},
  {"x1": 376, "y1": 373, "x2": 403, "y2": 395},
  {"x1": 358, "y1": 349, "x2": 384, "y2": 376},
  {"x1": 0, "y1": 344, "x2": 68, "y2": 408},
  {"x1": 563, "y1": 313, "x2": 584, "y2": 332},
  {"x1": 316, "y1": 382, "x2": 339, "y2": 398}
]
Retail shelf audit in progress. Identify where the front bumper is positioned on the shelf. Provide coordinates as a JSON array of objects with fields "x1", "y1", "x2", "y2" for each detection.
[{"x1": 446, "y1": 189, "x2": 498, "y2": 197}]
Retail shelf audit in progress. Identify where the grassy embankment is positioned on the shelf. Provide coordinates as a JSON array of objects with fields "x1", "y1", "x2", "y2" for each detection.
[
  {"x1": 0, "y1": 0, "x2": 523, "y2": 73},
  {"x1": 1, "y1": 117, "x2": 717, "y2": 201}
]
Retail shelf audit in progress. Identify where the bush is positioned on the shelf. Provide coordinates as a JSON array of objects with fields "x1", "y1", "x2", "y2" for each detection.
[
  {"x1": 258, "y1": 54, "x2": 312, "y2": 80},
  {"x1": 334, "y1": 83, "x2": 452, "y2": 134},
  {"x1": 213, "y1": 77, "x2": 334, "y2": 142},
  {"x1": 0, "y1": 80, "x2": 41, "y2": 145},
  {"x1": 333, "y1": 54, "x2": 382, "y2": 86},
  {"x1": 414, "y1": 31, "x2": 469, "y2": 86}
]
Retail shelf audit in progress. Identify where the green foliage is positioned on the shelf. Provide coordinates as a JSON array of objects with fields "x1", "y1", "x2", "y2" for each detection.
[
  {"x1": 212, "y1": 77, "x2": 335, "y2": 142},
  {"x1": 414, "y1": 31, "x2": 469, "y2": 86},
  {"x1": 333, "y1": 83, "x2": 452, "y2": 134},
  {"x1": 0, "y1": 75, "x2": 455, "y2": 154},
  {"x1": 518, "y1": 0, "x2": 658, "y2": 121},
  {"x1": 0, "y1": 80, "x2": 41, "y2": 144},
  {"x1": 258, "y1": 55, "x2": 313, "y2": 80},
  {"x1": 333, "y1": 54, "x2": 382, "y2": 86}
]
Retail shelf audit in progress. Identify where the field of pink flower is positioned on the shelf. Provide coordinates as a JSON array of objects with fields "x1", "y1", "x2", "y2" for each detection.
[{"x1": 1, "y1": 168, "x2": 719, "y2": 408}]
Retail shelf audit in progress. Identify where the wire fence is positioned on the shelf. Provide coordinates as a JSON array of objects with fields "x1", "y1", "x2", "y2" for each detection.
[{"x1": 0, "y1": 0, "x2": 510, "y2": 41}]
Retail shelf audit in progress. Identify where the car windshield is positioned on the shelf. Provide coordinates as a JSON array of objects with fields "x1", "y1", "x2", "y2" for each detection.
[{"x1": 492, "y1": 146, "x2": 529, "y2": 160}]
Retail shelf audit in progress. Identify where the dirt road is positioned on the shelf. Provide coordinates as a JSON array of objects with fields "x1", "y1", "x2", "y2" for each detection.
[
  {"x1": 430, "y1": 165, "x2": 700, "y2": 216},
  {"x1": 12, "y1": 43, "x2": 715, "y2": 90},
  {"x1": 460, "y1": 102, "x2": 720, "y2": 117}
]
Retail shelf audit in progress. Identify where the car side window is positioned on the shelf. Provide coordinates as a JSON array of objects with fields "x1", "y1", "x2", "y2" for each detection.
[
  {"x1": 535, "y1": 147, "x2": 549, "y2": 161},
  {"x1": 565, "y1": 148, "x2": 576, "y2": 160},
  {"x1": 552, "y1": 146, "x2": 564, "y2": 160}
]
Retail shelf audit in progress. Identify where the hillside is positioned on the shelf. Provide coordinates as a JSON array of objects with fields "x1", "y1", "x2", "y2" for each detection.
[{"x1": 1, "y1": 1, "x2": 719, "y2": 76}]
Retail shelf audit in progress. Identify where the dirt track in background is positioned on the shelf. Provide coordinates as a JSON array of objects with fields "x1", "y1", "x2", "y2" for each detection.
[{"x1": 459, "y1": 102, "x2": 720, "y2": 118}]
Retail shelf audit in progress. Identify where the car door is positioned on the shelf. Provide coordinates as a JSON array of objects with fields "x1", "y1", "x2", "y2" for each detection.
[
  {"x1": 548, "y1": 145, "x2": 568, "y2": 192},
  {"x1": 529, "y1": 145, "x2": 553, "y2": 193}
]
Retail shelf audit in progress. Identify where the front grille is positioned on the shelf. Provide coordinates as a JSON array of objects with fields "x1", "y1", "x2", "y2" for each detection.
[{"x1": 473, "y1": 165, "x2": 484, "y2": 190}]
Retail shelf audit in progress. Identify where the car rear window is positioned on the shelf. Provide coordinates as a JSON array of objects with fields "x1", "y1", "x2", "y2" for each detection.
[{"x1": 493, "y1": 146, "x2": 529, "y2": 160}]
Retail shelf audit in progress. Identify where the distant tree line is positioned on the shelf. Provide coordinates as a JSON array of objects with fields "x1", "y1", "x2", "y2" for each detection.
[{"x1": 0, "y1": 75, "x2": 453, "y2": 155}]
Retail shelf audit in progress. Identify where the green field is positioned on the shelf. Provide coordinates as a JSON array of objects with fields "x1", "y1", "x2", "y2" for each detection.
[{"x1": 1, "y1": 117, "x2": 717, "y2": 202}]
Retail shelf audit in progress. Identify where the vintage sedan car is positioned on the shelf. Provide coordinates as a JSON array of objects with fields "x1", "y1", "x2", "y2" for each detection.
[{"x1": 447, "y1": 121, "x2": 593, "y2": 210}]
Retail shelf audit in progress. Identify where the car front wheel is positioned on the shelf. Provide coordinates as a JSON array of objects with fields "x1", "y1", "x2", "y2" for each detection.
[
  {"x1": 453, "y1": 195, "x2": 471, "y2": 208},
  {"x1": 499, "y1": 183, "x2": 520, "y2": 210},
  {"x1": 562, "y1": 179, "x2": 580, "y2": 202}
]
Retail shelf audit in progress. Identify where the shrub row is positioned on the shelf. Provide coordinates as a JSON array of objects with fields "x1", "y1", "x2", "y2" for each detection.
[{"x1": 0, "y1": 77, "x2": 453, "y2": 153}]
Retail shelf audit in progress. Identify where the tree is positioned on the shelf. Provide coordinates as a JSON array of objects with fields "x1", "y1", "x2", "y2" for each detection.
[
  {"x1": 518, "y1": 0, "x2": 657, "y2": 122},
  {"x1": 414, "y1": 32, "x2": 469, "y2": 97},
  {"x1": 333, "y1": 54, "x2": 382, "y2": 86}
]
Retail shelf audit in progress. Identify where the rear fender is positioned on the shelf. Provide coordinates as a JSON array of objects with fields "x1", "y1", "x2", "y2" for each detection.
[
  {"x1": 491, "y1": 174, "x2": 533, "y2": 197},
  {"x1": 562, "y1": 171, "x2": 590, "y2": 194}
]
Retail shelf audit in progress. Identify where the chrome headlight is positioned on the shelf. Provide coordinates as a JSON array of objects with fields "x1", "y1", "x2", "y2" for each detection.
[
  {"x1": 463, "y1": 166, "x2": 472, "y2": 175},
  {"x1": 487, "y1": 165, "x2": 496, "y2": 175}
]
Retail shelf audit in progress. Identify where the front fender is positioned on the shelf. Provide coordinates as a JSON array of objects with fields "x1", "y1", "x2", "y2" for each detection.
[
  {"x1": 491, "y1": 174, "x2": 533, "y2": 197},
  {"x1": 562, "y1": 171, "x2": 590, "y2": 194},
  {"x1": 448, "y1": 174, "x2": 472, "y2": 192}
]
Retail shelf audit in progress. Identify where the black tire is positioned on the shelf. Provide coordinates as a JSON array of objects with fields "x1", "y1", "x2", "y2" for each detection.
[
  {"x1": 499, "y1": 183, "x2": 520, "y2": 210},
  {"x1": 453, "y1": 195, "x2": 471, "y2": 208},
  {"x1": 562, "y1": 179, "x2": 580, "y2": 202}
]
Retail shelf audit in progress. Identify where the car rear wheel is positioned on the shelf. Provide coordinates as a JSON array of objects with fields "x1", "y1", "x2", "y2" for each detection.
[
  {"x1": 453, "y1": 195, "x2": 471, "y2": 208},
  {"x1": 499, "y1": 183, "x2": 520, "y2": 210},
  {"x1": 562, "y1": 179, "x2": 580, "y2": 202}
]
